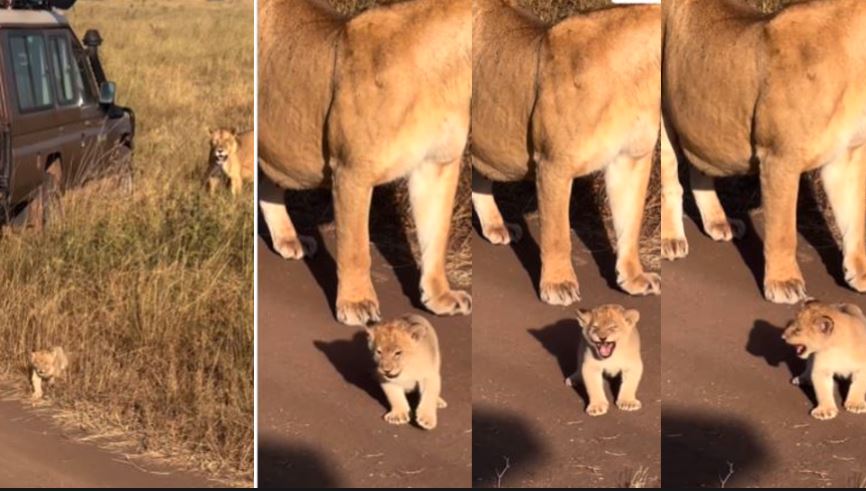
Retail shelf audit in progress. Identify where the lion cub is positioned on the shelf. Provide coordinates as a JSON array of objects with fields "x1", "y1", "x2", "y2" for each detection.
[
  {"x1": 206, "y1": 127, "x2": 254, "y2": 196},
  {"x1": 29, "y1": 346, "x2": 68, "y2": 400},
  {"x1": 366, "y1": 315, "x2": 447, "y2": 430},
  {"x1": 566, "y1": 305, "x2": 643, "y2": 416},
  {"x1": 783, "y1": 300, "x2": 866, "y2": 420}
]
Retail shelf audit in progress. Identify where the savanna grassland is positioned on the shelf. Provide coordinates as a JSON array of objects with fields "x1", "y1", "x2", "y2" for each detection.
[{"x1": 0, "y1": 0, "x2": 253, "y2": 484}]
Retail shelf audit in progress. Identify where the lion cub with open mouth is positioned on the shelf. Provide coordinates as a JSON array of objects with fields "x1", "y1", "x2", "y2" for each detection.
[
  {"x1": 366, "y1": 315, "x2": 446, "y2": 430},
  {"x1": 29, "y1": 346, "x2": 68, "y2": 401},
  {"x1": 783, "y1": 300, "x2": 866, "y2": 420},
  {"x1": 566, "y1": 305, "x2": 643, "y2": 416}
]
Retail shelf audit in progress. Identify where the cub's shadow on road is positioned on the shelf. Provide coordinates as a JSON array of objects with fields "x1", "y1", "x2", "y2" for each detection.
[
  {"x1": 313, "y1": 332, "x2": 388, "y2": 410},
  {"x1": 745, "y1": 320, "x2": 816, "y2": 405}
]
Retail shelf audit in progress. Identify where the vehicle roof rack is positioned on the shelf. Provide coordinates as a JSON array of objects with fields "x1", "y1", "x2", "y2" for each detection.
[{"x1": 6, "y1": 0, "x2": 77, "y2": 10}]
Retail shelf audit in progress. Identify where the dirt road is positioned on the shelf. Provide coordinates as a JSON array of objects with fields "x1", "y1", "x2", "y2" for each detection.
[
  {"x1": 257, "y1": 230, "x2": 472, "y2": 487},
  {"x1": 0, "y1": 396, "x2": 210, "y2": 487},
  {"x1": 663, "y1": 214, "x2": 866, "y2": 488},
  {"x1": 472, "y1": 217, "x2": 661, "y2": 488}
]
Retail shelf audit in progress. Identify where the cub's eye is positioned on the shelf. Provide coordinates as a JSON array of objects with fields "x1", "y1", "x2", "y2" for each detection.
[
  {"x1": 375, "y1": 349, "x2": 382, "y2": 355},
  {"x1": 394, "y1": 351, "x2": 402, "y2": 358}
]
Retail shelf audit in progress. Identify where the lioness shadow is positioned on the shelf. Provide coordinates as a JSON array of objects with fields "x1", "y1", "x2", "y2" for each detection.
[
  {"x1": 313, "y1": 332, "x2": 388, "y2": 409},
  {"x1": 472, "y1": 405, "x2": 547, "y2": 488},
  {"x1": 745, "y1": 320, "x2": 815, "y2": 406},
  {"x1": 259, "y1": 439, "x2": 343, "y2": 488}
]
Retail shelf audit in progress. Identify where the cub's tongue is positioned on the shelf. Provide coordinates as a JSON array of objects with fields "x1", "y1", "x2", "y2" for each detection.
[{"x1": 598, "y1": 342, "x2": 614, "y2": 358}]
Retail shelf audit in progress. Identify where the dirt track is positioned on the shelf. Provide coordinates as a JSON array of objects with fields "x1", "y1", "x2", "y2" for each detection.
[
  {"x1": 472, "y1": 217, "x2": 661, "y2": 488},
  {"x1": 257, "y1": 230, "x2": 472, "y2": 487},
  {"x1": 662, "y1": 213, "x2": 866, "y2": 488},
  {"x1": 0, "y1": 396, "x2": 210, "y2": 487}
]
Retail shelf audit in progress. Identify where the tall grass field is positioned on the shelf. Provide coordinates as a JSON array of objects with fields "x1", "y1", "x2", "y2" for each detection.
[{"x1": 0, "y1": 0, "x2": 253, "y2": 484}]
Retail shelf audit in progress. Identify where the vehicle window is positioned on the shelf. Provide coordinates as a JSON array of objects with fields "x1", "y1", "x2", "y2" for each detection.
[
  {"x1": 48, "y1": 35, "x2": 78, "y2": 105},
  {"x1": 9, "y1": 34, "x2": 53, "y2": 112},
  {"x1": 71, "y1": 41, "x2": 96, "y2": 104}
]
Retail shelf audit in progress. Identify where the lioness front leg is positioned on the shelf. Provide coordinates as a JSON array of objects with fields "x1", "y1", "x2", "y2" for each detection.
[
  {"x1": 606, "y1": 153, "x2": 660, "y2": 296},
  {"x1": 760, "y1": 159, "x2": 806, "y2": 304},
  {"x1": 536, "y1": 161, "x2": 580, "y2": 305},
  {"x1": 616, "y1": 364, "x2": 643, "y2": 412},
  {"x1": 416, "y1": 375, "x2": 442, "y2": 430},
  {"x1": 821, "y1": 147, "x2": 866, "y2": 293},
  {"x1": 471, "y1": 168, "x2": 522, "y2": 245},
  {"x1": 582, "y1": 364, "x2": 608, "y2": 416},
  {"x1": 381, "y1": 383, "x2": 411, "y2": 425},
  {"x1": 844, "y1": 372, "x2": 866, "y2": 414},
  {"x1": 810, "y1": 370, "x2": 838, "y2": 420},
  {"x1": 259, "y1": 177, "x2": 317, "y2": 260},
  {"x1": 333, "y1": 166, "x2": 380, "y2": 326},
  {"x1": 408, "y1": 159, "x2": 471, "y2": 317},
  {"x1": 660, "y1": 120, "x2": 688, "y2": 260},
  {"x1": 690, "y1": 167, "x2": 745, "y2": 242}
]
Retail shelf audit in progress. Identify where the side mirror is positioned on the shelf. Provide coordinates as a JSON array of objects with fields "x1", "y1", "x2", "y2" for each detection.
[{"x1": 99, "y1": 81, "x2": 116, "y2": 106}]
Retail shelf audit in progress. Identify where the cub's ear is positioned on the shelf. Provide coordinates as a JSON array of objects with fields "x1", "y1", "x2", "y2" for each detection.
[
  {"x1": 575, "y1": 308, "x2": 593, "y2": 328},
  {"x1": 817, "y1": 315, "x2": 834, "y2": 335},
  {"x1": 29, "y1": 352, "x2": 36, "y2": 363},
  {"x1": 205, "y1": 126, "x2": 214, "y2": 136},
  {"x1": 230, "y1": 126, "x2": 238, "y2": 136},
  {"x1": 834, "y1": 302, "x2": 864, "y2": 319},
  {"x1": 624, "y1": 309, "x2": 640, "y2": 326},
  {"x1": 402, "y1": 314, "x2": 430, "y2": 342}
]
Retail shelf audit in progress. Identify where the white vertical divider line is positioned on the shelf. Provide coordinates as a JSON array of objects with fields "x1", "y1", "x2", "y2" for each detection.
[{"x1": 253, "y1": 0, "x2": 260, "y2": 486}]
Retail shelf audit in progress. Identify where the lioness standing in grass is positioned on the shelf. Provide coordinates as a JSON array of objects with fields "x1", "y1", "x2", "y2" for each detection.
[
  {"x1": 207, "y1": 128, "x2": 254, "y2": 196},
  {"x1": 259, "y1": 0, "x2": 471, "y2": 326},
  {"x1": 472, "y1": 0, "x2": 661, "y2": 305},
  {"x1": 29, "y1": 347, "x2": 68, "y2": 401},
  {"x1": 661, "y1": 0, "x2": 866, "y2": 304}
]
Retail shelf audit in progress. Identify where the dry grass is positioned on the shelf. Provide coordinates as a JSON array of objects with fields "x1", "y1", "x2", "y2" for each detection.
[{"x1": 0, "y1": 0, "x2": 253, "y2": 485}]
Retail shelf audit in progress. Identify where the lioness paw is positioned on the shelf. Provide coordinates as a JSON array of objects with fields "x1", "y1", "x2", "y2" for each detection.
[
  {"x1": 810, "y1": 406, "x2": 838, "y2": 420},
  {"x1": 384, "y1": 410, "x2": 411, "y2": 425},
  {"x1": 617, "y1": 399, "x2": 642, "y2": 412},
  {"x1": 661, "y1": 238, "x2": 688, "y2": 261},
  {"x1": 705, "y1": 218, "x2": 745, "y2": 242},
  {"x1": 586, "y1": 402, "x2": 609, "y2": 417},
  {"x1": 619, "y1": 272, "x2": 661, "y2": 296},
  {"x1": 424, "y1": 289, "x2": 472, "y2": 316},
  {"x1": 540, "y1": 281, "x2": 580, "y2": 306},
  {"x1": 483, "y1": 222, "x2": 522, "y2": 245},
  {"x1": 843, "y1": 261, "x2": 866, "y2": 293},
  {"x1": 845, "y1": 401, "x2": 866, "y2": 414},
  {"x1": 416, "y1": 409, "x2": 438, "y2": 430},
  {"x1": 764, "y1": 278, "x2": 806, "y2": 305},
  {"x1": 336, "y1": 299, "x2": 381, "y2": 326},
  {"x1": 274, "y1": 235, "x2": 317, "y2": 260}
]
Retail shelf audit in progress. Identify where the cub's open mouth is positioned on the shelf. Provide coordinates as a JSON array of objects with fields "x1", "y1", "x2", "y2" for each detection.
[
  {"x1": 595, "y1": 341, "x2": 616, "y2": 359},
  {"x1": 383, "y1": 371, "x2": 401, "y2": 380},
  {"x1": 794, "y1": 344, "x2": 807, "y2": 357}
]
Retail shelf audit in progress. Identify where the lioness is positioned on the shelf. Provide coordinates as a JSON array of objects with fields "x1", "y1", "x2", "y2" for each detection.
[
  {"x1": 366, "y1": 314, "x2": 447, "y2": 430},
  {"x1": 206, "y1": 128, "x2": 254, "y2": 196},
  {"x1": 566, "y1": 304, "x2": 643, "y2": 416},
  {"x1": 661, "y1": 0, "x2": 866, "y2": 304},
  {"x1": 783, "y1": 300, "x2": 866, "y2": 420},
  {"x1": 471, "y1": 0, "x2": 661, "y2": 305},
  {"x1": 259, "y1": 0, "x2": 472, "y2": 326},
  {"x1": 29, "y1": 346, "x2": 68, "y2": 401}
]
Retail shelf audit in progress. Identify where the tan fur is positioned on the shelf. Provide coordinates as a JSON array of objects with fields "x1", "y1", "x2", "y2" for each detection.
[
  {"x1": 366, "y1": 315, "x2": 447, "y2": 430},
  {"x1": 29, "y1": 346, "x2": 68, "y2": 401},
  {"x1": 783, "y1": 300, "x2": 866, "y2": 420},
  {"x1": 471, "y1": 0, "x2": 661, "y2": 304},
  {"x1": 566, "y1": 304, "x2": 643, "y2": 416},
  {"x1": 207, "y1": 128, "x2": 254, "y2": 196},
  {"x1": 662, "y1": 0, "x2": 866, "y2": 304},
  {"x1": 258, "y1": 0, "x2": 472, "y2": 326}
]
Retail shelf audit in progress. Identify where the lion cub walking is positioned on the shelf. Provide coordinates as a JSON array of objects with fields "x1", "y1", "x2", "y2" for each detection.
[
  {"x1": 29, "y1": 346, "x2": 68, "y2": 400},
  {"x1": 566, "y1": 305, "x2": 643, "y2": 416},
  {"x1": 366, "y1": 315, "x2": 447, "y2": 430},
  {"x1": 206, "y1": 128, "x2": 254, "y2": 196},
  {"x1": 783, "y1": 300, "x2": 866, "y2": 420}
]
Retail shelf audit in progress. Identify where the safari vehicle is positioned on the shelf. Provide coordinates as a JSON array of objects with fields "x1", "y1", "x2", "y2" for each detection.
[{"x1": 0, "y1": 0, "x2": 134, "y2": 226}]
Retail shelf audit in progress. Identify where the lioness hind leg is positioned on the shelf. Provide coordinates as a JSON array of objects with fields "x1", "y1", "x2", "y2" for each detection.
[
  {"x1": 690, "y1": 167, "x2": 746, "y2": 242},
  {"x1": 259, "y1": 177, "x2": 317, "y2": 260},
  {"x1": 536, "y1": 161, "x2": 580, "y2": 306},
  {"x1": 606, "y1": 153, "x2": 660, "y2": 296},
  {"x1": 821, "y1": 146, "x2": 866, "y2": 292},
  {"x1": 471, "y1": 167, "x2": 522, "y2": 245},
  {"x1": 660, "y1": 118, "x2": 689, "y2": 260},
  {"x1": 408, "y1": 159, "x2": 472, "y2": 317},
  {"x1": 761, "y1": 156, "x2": 806, "y2": 304}
]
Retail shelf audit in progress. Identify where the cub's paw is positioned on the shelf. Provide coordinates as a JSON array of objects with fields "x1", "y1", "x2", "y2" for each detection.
[
  {"x1": 586, "y1": 402, "x2": 609, "y2": 417},
  {"x1": 423, "y1": 289, "x2": 472, "y2": 316},
  {"x1": 384, "y1": 410, "x2": 411, "y2": 426},
  {"x1": 705, "y1": 218, "x2": 745, "y2": 242},
  {"x1": 274, "y1": 235, "x2": 317, "y2": 260},
  {"x1": 437, "y1": 397, "x2": 448, "y2": 409},
  {"x1": 810, "y1": 405, "x2": 839, "y2": 421},
  {"x1": 619, "y1": 272, "x2": 661, "y2": 296},
  {"x1": 661, "y1": 237, "x2": 688, "y2": 261},
  {"x1": 416, "y1": 409, "x2": 438, "y2": 430},
  {"x1": 483, "y1": 222, "x2": 523, "y2": 245},
  {"x1": 336, "y1": 299, "x2": 381, "y2": 327},
  {"x1": 616, "y1": 399, "x2": 642, "y2": 412},
  {"x1": 764, "y1": 278, "x2": 806, "y2": 305},
  {"x1": 540, "y1": 280, "x2": 580, "y2": 306},
  {"x1": 844, "y1": 401, "x2": 866, "y2": 414}
]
